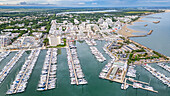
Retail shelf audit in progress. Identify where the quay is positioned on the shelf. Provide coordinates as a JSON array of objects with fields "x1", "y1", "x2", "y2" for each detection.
[
  {"x1": 134, "y1": 59, "x2": 170, "y2": 65},
  {"x1": 99, "y1": 60, "x2": 158, "y2": 93},
  {"x1": 103, "y1": 43, "x2": 115, "y2": 59},
  {"x1": 106, "y1": 41, "x2": 119, "y2": 61}
]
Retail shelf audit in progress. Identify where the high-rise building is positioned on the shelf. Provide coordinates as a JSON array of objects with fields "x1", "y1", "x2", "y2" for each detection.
[{"x1": 48, "y1": 35, "x2": 61, "y2": 46}]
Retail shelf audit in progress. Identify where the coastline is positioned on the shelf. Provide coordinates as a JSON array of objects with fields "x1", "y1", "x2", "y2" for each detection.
[
  {"x1": 165, "y1": 10, "x2": 170, "y2": 12},
  {"x1": 118, "y1": 10, "x2": 170, "y2": 37},
  {"x1": 117, "y1": 17, "x2": 147, "y2": 37}
]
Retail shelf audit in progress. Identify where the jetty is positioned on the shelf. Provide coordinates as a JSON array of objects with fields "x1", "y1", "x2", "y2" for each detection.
[
  {"x1": 67, "y1": 47, "x2": 79, "y2": 85},
  {"x1": 128, "y1": 77, "x2": 149, "y2": 85},
  {"x1": 125, "y1": 83, "x2": 158, "y2": 93},
  {"x1": 153, "y1": 21, "x2": 160, "y2": 24},
  {"x1": 147, "y1": 30, "x2": 153, "y2": 35},
  {"x1": 6, "y1": 49, "x2": 40, "y2": 94},
  {"x1": 128, "y1": 35, "x2": 147, "y2": 38},
  {"x1": 0, "y1": 50, "x2": 25, "y2": 84},
  {"x1": 66, "y1": 40, "x2": 87, "y2": 85},
  {"x1": 143, "y1": 64, "x2": 170, "y2": 87},
  {"x1": 157, "y1": 63, "x2": 170, "y2": 72},
  {"x1": 90, "y1": 46, "x2": 106, "y2": 62},
  {"x1": 85, "y1": 39, "x2": 97, "y2": 46},
  {"x1": 123, "y1": 77, "x2": 158, "y2": 93},
  {"x1": 45, "y1": 49, "x2": 53, "y2": 90},
  {"x1": 0, "y1": 51, "x2": 10, "y2": 62},
  {"x1": 37, "y1": 48, "x2": 58, "y2": 91}
]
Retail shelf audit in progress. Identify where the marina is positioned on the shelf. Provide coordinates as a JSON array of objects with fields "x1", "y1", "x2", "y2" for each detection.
[
  {"x1": 126, "y1": 65, "x2": 136, "y2": 78},
  {"x1": 0, "y1": 11, "x2": 169, "y2": 96},
  {"x1": 67, "y1": 40, "x2": 87, "y2": 85},
  {"x1": 157, "y1": 63, "x2": 170, "y2": 72},
  {"x1": 37, "y1": 48, "x2": 58, "y2": 91},
  {"x1": 99, "y1": 60, "x2": 115, "y2": 79},
  {"x1": 99, "y1": 59, "x2": 158, "y2": 93},
  {"x1": 0, "y1": 41, "x2": 169, "y2": 96},
  {"x1": 121, "y1": 77, "x2": 158, "y2": 93},
  {"x1": 103, "y1": 42, "x2": 115, "y2": 59},
  {"x1": 85, "y1": 39, "x2": 97, "y2": 46},
  {"x1": 0, "y1": 51, "x2": 10, "y2": 62},
  {"x1": 0, "y1": 50, "x2": 25, "y2": 84},
  {"x1": 90, "y1": 46, "x2": 106, "y2": 62},
  {"x1": 6, "y1": 49, "x2": 41, "y2": 95},
  {"x1": 143, "y1": 64, "x2": 170, "y2": 87}
]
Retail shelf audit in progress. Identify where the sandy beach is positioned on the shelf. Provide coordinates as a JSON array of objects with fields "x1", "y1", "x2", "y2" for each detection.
[
  {"x1": 165, "y1": 10, "x2": 170, "y2": 12},
  {"x1": 117, "y1": 17, "x2": 147, "y2": 37},
  {"x1": 118, "y1": 10, "x2": 170, "y2": 37}
]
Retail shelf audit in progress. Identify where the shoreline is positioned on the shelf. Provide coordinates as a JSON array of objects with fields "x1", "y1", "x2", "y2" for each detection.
[
  {"x1": 118, "y1": 10, "x2": 170, "y2": 37},
  {"x1": 117, "y1": 14, "x2": 154, "y2": 37},
  {"x1": 117, "y1": 17, "x2": 147, "y2": 37}
]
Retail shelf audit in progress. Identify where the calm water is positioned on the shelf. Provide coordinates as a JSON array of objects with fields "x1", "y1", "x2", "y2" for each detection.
[
  {"x1": 0, "y1": 12, "x2": 170, "y2": 96},
  {"x1": 129, "y1": 12, "x2": 170, "y2": 57}
]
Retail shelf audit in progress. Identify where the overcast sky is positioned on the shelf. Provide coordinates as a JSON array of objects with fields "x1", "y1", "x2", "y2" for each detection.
[{"x1": 0, "y1": 0, "x2": 170, "y2": 7}]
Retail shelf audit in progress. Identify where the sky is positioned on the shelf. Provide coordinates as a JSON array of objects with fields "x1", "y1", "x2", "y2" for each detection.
[{"x1": 0, "y1": 0, "x2": 170, "y2": 7}]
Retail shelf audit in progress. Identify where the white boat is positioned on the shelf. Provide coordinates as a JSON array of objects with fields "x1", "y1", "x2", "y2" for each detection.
[{"x1": 121, "y1": 84, "x2": 129, "y2": 90}]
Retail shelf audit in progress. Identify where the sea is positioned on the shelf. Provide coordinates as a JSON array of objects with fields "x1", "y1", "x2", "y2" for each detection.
[{"x1": 0, "y1": 12, "x2": 170, "y2": 96}]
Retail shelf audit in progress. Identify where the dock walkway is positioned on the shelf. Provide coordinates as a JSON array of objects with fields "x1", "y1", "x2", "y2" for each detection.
[
  {"x1": 67, "y1": 42, "x2": 79, "y2": 85},
  {"x1": 0, "y1": 50, "x2": 24, "y2": 83}
]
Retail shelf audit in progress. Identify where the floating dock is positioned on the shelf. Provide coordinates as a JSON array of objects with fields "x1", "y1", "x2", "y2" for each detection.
[
  {"x1": 37, "y1": 48, "x2": 58, "y2": 91},
  {"x1": 0, "y1": 50, "x2": 25, "y2": 84},
  {"x1": 66, "y1": 40, "x2": 87, "y2": 85},
  {"x1": 6, "y1": 49, "x2": 40, "y2": 94}
]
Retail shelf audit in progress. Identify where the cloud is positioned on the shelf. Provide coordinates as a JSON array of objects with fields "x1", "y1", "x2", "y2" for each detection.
[
  {"x1": 92, "y1": 2, "x2": 97, "y2": 5},
  {"x1": 77, "y1": 2, "x2": 85, "y2": 5},
  {"x1": 138, "y1": 0, "x2": 170, "y2": 3}
]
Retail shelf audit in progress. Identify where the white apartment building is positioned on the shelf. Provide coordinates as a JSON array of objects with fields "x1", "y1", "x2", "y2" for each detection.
[
  {"x1": 48, "y1": 35, "x2": 61, "y2": 46},
  {"x1": 0, "y1": 36, "x2": 11, "y2": 47}
]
